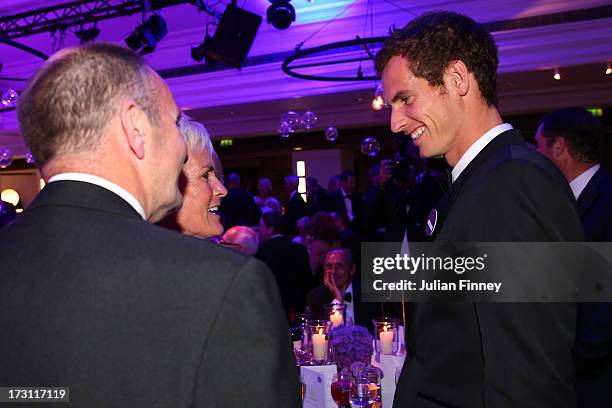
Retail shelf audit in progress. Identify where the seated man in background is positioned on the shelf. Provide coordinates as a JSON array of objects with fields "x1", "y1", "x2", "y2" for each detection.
[
  {"x1": 221, "y1": 225, "x2": 259, "y2": 255},
  {"x1": 307, "y1": 248, "x2": 385, "y2": 330},
  {"x1": 0, "y1": 43, "x2": 300, "y2": 407}
]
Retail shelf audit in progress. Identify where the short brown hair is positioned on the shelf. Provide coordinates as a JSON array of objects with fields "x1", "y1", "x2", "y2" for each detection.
[
  {"x1": 538, "y1": 107, "x2": 605, "y2": 163},
  {"x1": 375, "y1": 11, "x2": 499, "y2": 107},
  {"x1": 17, "y1": 42, "x2": 160, "y2": 166}
]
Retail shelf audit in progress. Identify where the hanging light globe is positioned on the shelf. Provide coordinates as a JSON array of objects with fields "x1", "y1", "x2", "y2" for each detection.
[
  {"x1": 360, "y1": 137, "x2": 380, "y2": 157},
  {"x1": 325, "y1": 126, "x2": 339, "y2": 142}
]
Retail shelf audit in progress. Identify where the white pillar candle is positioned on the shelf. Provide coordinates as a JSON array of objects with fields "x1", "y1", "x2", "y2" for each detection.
[
  {"x1": 312, "y1": 328, "x2": 328, "y2": 361},
  {"x1": 330, "y1": 310, "x2": 343, "y2": 327},
  {"x1": 380, "y1": 325, "x2": 394, "y2": 355}
]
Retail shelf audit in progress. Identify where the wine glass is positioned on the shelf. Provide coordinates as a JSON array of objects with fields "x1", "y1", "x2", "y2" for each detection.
[
  {"x1": 330, "y1": 369, "x2": 352, "y2": 408},
  {"x1": 349, "y1": 367, "x2": 381, "y2": 407}
]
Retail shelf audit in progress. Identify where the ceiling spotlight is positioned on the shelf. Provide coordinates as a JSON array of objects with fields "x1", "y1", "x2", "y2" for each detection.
[
  {"x1": 606, "y1": 62, "x2": 611, "y2": 75},
  {"x1": 267, "y1": 0, "x2": 295, "y2": 30},
  {"x1": 371, "y1": 84, "x2": 385, "y2": 111},
  {"x1": 191, "y1": 36, "x2": 217, "y2": 66},
  {"x1": 553, "y1": 67, "x2": 561, "y2": 81},
  {"x1": 125, "y1": 15, "x2": 168, "y2": 55},
  {"x1": 75, "y1": 26, "x2": 100, "y2": 44}
]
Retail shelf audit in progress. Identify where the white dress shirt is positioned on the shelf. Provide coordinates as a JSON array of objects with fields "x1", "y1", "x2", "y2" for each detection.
[
  {"x1": 332, "y1": 282, "x2": 355, "y2": 325},
  {"x1": 48, "y1": 173, "x2": 146, "y2": 220},
  {"x1": 341, "y1": 187, "x2": 354, "y2": 221},
  {"x1": 451, "y1": 123, "x2": 514, "y2": 183},
  {"x1": 569, "y1": 164, "x2": 600, "y2": 200}
]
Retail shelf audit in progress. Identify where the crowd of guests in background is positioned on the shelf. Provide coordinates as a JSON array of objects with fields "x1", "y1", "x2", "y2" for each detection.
[{"x1": 205, "y1": 154, "x2": 453, "y2": 322}]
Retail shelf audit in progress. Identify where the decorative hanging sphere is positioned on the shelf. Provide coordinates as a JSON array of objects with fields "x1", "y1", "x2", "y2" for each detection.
[
  {"x1": 281, "y1": 111, "x2": 301, "y2": 131},
  {"x1": 0, "y1": 147, "x2": 13, "y2": 168},
  {"x1": 1, "y1": 89, "x2": 19, "y2": 107},
  {"x1": 360, "y1": 137, "x2": 380, "y2": 157},
  {"x1": 278, "y1": 120, "x2": 294, "y2": 136},
  {"x1": 300, "y1": 111, "x2": 318, "y2": 130},
  {"x1": 325, "y1": 126, "x2": 339, "y2": 142}
]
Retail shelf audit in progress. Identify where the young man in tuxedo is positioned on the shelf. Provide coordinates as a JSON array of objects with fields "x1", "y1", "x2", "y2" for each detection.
[
  {"x1": 0, "y1": 43, "x2": 300, "y2": 407},
  {"x1": 536, "y1": 107, "x2": 612, "y2": 407},
  {"x1": 376, "y1": 11, "x2": 583, "y2": 408}
]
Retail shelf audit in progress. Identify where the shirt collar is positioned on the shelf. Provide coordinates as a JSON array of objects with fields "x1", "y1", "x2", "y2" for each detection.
[
  {"x1": 569, "y1": 164, "x2": 600, "y2": 200},
  {"x1": 451, "y1": 123, "x2": 514, "y2": 183},
  {"x1": 48, "y1": 173, "x2": 146, "y2": 220}
]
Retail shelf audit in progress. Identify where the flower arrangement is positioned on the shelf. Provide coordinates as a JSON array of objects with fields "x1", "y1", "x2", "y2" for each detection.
[{"x1": 329, "y1": 325, "x2": 373, "y2": 370}]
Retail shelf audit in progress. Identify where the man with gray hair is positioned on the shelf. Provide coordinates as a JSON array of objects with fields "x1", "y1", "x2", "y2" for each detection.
[{"x1": 0, "y1": 43, "x2": 300, "y2": 407}]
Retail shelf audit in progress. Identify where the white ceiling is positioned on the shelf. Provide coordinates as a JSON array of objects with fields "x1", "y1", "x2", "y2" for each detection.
[{"x1": 1, "y1": 0, "x2": 612, "y2": 156}]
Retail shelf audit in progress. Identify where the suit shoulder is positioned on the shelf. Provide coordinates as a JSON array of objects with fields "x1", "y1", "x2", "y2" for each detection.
[
  {"x1": 479, "y1": 145, "x2": 568, "y2": 191},
  {"x1": 127, "y1": 222, "x2": 255, "y2": 274}
]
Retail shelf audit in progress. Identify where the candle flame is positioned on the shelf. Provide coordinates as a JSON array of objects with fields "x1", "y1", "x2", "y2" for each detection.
[
  {"x1": 383, "y1": 325, "x2": 389, "y2": 332},
  {"x1": 318, "y1": 328, "x2": 323, "y2": 335}
]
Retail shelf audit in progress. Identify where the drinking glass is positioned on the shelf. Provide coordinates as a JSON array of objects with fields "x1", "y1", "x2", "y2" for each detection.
[
  {"x1": 349, "y1": 367, "x2": 381, "y2": 407},
  {"x1": 330, "y1": 369, "x2": 352, "y2": 407}
]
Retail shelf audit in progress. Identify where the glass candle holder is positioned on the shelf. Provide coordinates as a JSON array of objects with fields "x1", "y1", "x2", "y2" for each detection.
[
  {"x1": 306, "y1": 319, "x2": 332, "y2": 364},
  {"x1": 372, "y1": 317, "x2": 400, "y2": 355},
  {"x1": 324, "y1": 303, "x2": 347, "y2": 328}
]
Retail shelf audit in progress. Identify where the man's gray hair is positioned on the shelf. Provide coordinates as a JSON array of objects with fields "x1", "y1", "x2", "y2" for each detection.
[{"x1": 17, "y1": 42, "x2": 160, "y2": 166}]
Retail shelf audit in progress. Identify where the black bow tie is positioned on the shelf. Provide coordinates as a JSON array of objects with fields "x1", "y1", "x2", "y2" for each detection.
[{"x1": 344, "y1": 292, "x2": 352, "y2": 303}]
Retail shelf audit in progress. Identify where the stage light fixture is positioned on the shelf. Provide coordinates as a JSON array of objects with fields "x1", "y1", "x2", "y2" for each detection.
[
  {"x1": 267, "y1": 0, "x2": 295, "y2": 30},
  {"x1": 125, "y1": 15, "x2": 168, "y2": 55},
  {"x1": 190, "y1": 40, "x2": 218, "y2": 66},
  {"x1": 75, "y1": 26, "x2": 100, "y2": 44}
]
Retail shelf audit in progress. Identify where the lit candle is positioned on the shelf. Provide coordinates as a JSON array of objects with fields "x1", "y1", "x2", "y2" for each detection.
[
  {"x1": 380, "y1": 325, "x2": 394, "y2": 355},
  {"x1": 312, "y1": 328, "x2": 328, "y2": 361},
  {"x1": 330, "y1": 310, "x2": 343, "y2": 327}
]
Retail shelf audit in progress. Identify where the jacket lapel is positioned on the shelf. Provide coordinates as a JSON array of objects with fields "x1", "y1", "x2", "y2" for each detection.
[{"x1": 428, "y1": 129, "x2": 525, "y2": 240}]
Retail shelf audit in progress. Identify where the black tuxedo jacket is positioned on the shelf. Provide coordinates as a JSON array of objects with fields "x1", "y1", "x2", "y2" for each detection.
[
  {"x1": 284, "y1": 192, "x2": 306, "y2": 235},
  {"x1": 0, "y1": 181, "x2": 300, "y2": 407},
  {"x1": 574, "y1": 167, "x2": 612, "y2": 407},
  {"x1": 394, "y1": 129, "x2": 584, "y2": 408},
  {"x1": 306, "y1": 186, "x2": 332, "y2": 216},
  {"x1": 219, "y1": 186, "x2": 261, "y2": 228},
  {"x1": 256, "y1": 235, "x2": 313, "y2": 315},
  {"x1": 329, "y1": 190, "x2": 364, "y2": 230}
]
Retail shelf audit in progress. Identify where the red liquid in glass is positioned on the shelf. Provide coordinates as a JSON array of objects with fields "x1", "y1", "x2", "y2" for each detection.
[{"x1": 331, "y1": 380, "x2": 351, "y2": 406}]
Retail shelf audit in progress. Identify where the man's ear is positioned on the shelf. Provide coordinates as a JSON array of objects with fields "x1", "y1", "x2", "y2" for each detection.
[
  {"x1": 120, "y1": 100, "x2": 146, "y2": 160},
  {"x1": 553, "y1": 136, "x2": 567, "y2": 158},
  {"x1": 446, "y1": 60, "x2": 470, "y2": 97}
]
